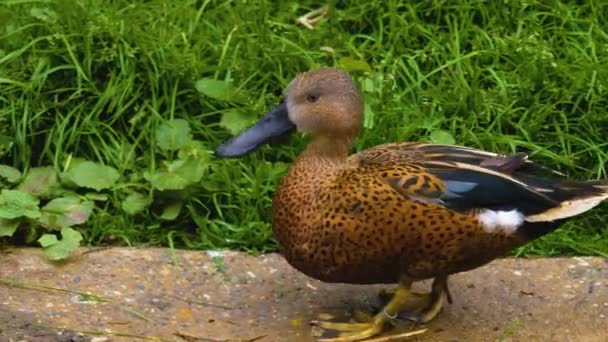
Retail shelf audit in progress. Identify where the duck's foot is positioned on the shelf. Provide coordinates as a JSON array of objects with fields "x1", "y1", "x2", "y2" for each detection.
[
  {"x1": 313, "y1": 320, "x2": 382, "y2": 341},
  {"x1": 312, "y1": 283, "x2": 417, "y2": 341},
  {"x1": 297, "y1": 5, "x2": 328, "y2": 30},
  {"x1": 402, "y1": 275, "x2": 451, "y2": 323}
]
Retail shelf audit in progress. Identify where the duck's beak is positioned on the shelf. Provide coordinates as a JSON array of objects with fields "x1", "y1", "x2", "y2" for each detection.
[{"x1": 216, "y1": 102, "x2": 296, "y2": 158}]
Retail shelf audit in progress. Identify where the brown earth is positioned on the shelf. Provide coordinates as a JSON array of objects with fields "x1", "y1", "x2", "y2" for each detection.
[{"x1": 0, "y1": 247, "x2": 606, "y2": 342}]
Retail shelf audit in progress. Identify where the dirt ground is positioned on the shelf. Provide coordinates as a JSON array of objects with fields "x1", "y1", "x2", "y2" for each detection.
[{"x1": 0, "y1": 247, "x2": 606, "y2": 342}]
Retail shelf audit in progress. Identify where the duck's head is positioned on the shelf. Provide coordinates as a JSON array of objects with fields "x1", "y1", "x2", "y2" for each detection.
[{"x1": 216, "y1": 68, "x2": 363, "y2": 157}]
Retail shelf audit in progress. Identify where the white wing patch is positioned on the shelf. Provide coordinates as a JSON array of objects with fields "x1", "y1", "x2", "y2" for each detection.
[{"x1": 477, "y1": 209, "x2": 525, "y2": 235}]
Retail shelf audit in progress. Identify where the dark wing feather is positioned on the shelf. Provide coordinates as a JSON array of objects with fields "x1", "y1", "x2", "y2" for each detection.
[
  {"x1": 422, "y1": 160, "x2": 558, "y2": 214},
  {"x1": 353, "y1": 142, "x2": 563, "y2": 215}
]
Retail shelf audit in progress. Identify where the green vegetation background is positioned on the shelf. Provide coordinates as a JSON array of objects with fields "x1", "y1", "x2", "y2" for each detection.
[{"x1": 1, "y1": 0, "x2": 606, "y2": 257}]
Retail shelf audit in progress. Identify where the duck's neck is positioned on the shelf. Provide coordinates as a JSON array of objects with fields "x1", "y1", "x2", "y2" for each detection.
[{"x1": 297, "y1": 134, "x2": 354, "y2": 166}]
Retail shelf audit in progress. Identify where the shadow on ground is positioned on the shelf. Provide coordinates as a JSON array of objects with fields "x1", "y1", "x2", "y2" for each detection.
[{"x1": 0, "y1": 248, "x2": 606, "y2": 341}]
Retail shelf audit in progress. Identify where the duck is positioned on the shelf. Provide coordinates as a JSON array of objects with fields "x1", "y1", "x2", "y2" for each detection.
[{"x1": 215, "y1": 68, "x2": 608, "y2": 341}]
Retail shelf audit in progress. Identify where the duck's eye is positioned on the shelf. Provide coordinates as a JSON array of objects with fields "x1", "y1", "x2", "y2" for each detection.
[{"x1": 306, "y1": 94, "x2": 319, "y2": 103}]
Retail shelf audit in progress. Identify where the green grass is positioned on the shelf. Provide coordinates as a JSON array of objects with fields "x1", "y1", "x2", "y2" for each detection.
[{"x1": 0, "y1": 0, "x2": 607, "y2": 257}]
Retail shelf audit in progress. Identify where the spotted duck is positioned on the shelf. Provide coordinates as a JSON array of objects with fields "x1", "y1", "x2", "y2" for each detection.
[{"x1": 216, "y1": 68, "x2": 608, "y2": 341}]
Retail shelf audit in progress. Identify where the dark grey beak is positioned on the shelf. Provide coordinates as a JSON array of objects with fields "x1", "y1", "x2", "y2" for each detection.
[{"x1": 216, "y1": 102, "x2": 296, "y2": 158}]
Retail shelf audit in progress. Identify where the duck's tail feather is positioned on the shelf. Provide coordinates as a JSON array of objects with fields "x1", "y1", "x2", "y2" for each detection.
[{"x1": 521, "y1": 178, "x2": 608, "y2": 222}]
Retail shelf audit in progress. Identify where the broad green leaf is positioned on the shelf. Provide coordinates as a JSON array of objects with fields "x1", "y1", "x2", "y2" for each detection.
[
  {"x1": 122, "y1": 192, "x2": 151, "y2": 215},
  {"x1": 178, "y1": 140, "x2": 211, "y2": 160},
  {"x1": 144, "y1": 157, "x2": 207, "y2": 191},
  {"x1": 0, "y1": 165, "x2": 21, "y2": 183},
  {"x1": 16, "y1": 166, "x2": 58, "y2": 198},
  {"x1": 64, "y1": 161, "x2": 119, "y2": 191},
  {"x1": 0, "y1": 190, "x2": 40, "y2": 219},
  {"x1": 38, "y1": 234, "x2": 59, "y2": 247},
  {"x1": 160, "y1": 201, "x2": 182, "y2": 221},
  {"x1": 337, "y1": 57, "x2": 372, "y2": 73},
  {"x1": 195, "y1": 78, "x2": 241, "y2": 102},
  {"x1": 39, "y1": 196, "x2": 94, "y2": 229},
  {"x1": 429, "y1": 130, "x2": 456, "y2": 145},
  {"x1": 145, "y1": 170, "x2": 189, "y2": 191},
  {"x1": 155, "y1": 119, "x2": 192, "y2": 151},
  {"x1": 219, "y1": 109, "x2": 257, "y2": 135},
  {"x1": 0, "y1": 218, "x2": 20, "y2": 237},
  {"x1": 168, "y1": 158, "x2": 206, "y2": 183},
  {"x1": 38, "y1": 227, "x2": 83, "y2": 260}
]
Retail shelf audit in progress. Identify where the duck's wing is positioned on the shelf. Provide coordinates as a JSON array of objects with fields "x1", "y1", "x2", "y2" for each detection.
[
  {"x1": 351, "y1": 142, "x2": 560, "y2": 176},
  {"x1": 348, "y1": 142, "x2": 608, "y2": 222}
]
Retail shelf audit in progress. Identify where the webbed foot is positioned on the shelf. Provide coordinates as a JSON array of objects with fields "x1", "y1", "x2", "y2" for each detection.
[{"x1": 312, "y1": 283, "x2": 427, "y2": 341}]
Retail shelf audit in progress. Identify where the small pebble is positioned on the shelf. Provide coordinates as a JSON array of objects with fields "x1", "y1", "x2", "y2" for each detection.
[
  {"x1": 91, "y1": 338, "x2": 109, "y2": 342},
  {"x1": 574, "y1": 257, "x2": 590, "y2": 267}
]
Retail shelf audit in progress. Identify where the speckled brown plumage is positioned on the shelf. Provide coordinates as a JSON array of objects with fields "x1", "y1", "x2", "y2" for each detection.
[
  {"x1": 216, "y1": 67, "x2": 608, "y2": 341},
  {"x1": 272, "y1": 143, "x2": 525, "y2": 285}
]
